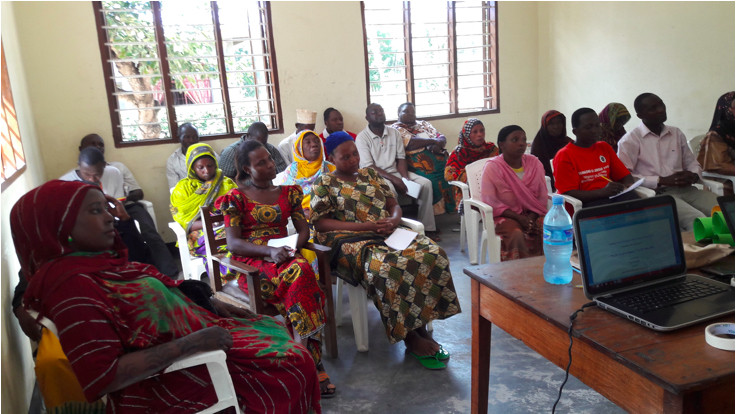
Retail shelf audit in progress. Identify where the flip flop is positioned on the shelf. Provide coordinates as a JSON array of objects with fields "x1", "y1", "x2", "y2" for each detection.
[
  {"x1": 318, "y1": 371, "x2": 337, "y2": 399},
  {"x1": 435, "y1": 345, "x2": 450, "y2": 361},
  {"x1": 409, "y1": 352, "x2": 447, "y2": 370}
]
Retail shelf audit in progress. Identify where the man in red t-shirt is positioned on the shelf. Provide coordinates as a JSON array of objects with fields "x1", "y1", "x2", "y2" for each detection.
[{"x1": 553, "y1": 107, "x2": 639, "y2": 207}]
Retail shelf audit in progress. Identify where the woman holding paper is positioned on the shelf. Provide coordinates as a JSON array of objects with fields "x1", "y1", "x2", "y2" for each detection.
[
  {"x1": 215, "y1": 139, "x2": 336, "y2": 398},
  {"x1": 481, "y1": 125, "x2": 548, "y2": 261},
  {"x1": 310, "y1": 133, "x2": 461, "y2": 370}
]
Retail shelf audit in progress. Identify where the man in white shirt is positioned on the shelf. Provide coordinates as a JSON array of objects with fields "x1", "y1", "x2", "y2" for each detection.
[
  {"x1": 76, "y1": 135, "x2": 179, "y2": 278},
  {"x1": 277, "y1": 109, "x2": 317, "y2": 164},
  {"x1": 617, "y1": 93, "x2": 718, "y2": 230},
  {"x1": 355, "y1": 103, "x2": 439, "y2": 239}
]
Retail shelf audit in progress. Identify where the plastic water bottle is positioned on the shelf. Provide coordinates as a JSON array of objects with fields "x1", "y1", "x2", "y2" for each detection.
[{"x1": 543, "y1": 195, "x2": 573, "y2": 284}]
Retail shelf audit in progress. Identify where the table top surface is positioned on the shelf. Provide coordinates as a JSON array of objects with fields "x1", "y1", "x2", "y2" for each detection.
[{"x1": 464, "y1": 256, "x2": 735, "y2": 395}]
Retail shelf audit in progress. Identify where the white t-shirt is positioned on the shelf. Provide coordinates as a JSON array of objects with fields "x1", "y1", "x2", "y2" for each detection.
[{"x1": 59, "y1": 165, "x2": 126, "y2": 199}]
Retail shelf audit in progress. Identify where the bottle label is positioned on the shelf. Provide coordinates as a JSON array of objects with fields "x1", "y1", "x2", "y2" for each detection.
[{"x1": 543, "y1": 228, "x2": 573, "y2": 243}]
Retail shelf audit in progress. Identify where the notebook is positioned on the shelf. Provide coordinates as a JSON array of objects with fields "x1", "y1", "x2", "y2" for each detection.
[{"x1": 573, "y1": 195, "x2": 734, "y2": 331}]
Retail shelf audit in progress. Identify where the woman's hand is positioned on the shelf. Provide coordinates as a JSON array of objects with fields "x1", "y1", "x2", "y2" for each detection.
[
  {"x1": 105, "y1": 195, "x2": 131, "y2": 221},
  {"x1": 14, "y1": 307, "x2": 42, "y2": 342},
  {"x1": 268, "y1": 246, "x2": 293, "y2": 264},
  {"x1": 375, "y1": 217, "x2": 398, "y2": 235},
  {"x1": 211, "y1": 298, "x2": 257, "y2": 319},
  {"x1": 186, "y1": 326, "x2": 233, "y2": 353}
]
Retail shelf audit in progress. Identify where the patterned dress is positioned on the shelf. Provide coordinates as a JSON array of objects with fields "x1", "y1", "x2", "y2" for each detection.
[
  {"x1": 215, "y1": 187, "x2": 326, "y2": 355},
  {"x1": 311, "y1": 168, "x2": 461, "y2": 343}
]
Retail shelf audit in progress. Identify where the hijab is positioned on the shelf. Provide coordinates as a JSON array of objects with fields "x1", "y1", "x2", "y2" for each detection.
[
  {"x1": 709, "y1": 91, "x2": 735, "y2": 142},
  {"x1": 598, "y1": 103, "x2": 631, "y2": 150},
  {"x1": 283, "y1": 130, "x2": 336, "y2": 210},
  {"x1": 170, "y1": 143, "x2": 236, "y2": 232},
  {"x1": 10, "y1": 180, "x2": 176, "y2": 316},
  {"x1": 446, "y1": 118, "x2": 499, "y2": 176},
  {"x1": 530, "y1": 110, "x2": 573, "y2": 188}
]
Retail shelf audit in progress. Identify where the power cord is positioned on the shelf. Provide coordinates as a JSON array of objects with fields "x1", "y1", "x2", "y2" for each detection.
[{"x1": 551, "y1": 301, "x2": 597, "y2": 413}]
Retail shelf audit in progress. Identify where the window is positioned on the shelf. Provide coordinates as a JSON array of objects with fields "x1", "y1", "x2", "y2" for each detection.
[
  {"x1": 1, "y1": 43, "x2": 27, "y2": 191},
  {"x1": 362, "y1": 1, "x2": 498, "y2": 119},
  {"x1": 94, "y1": 1, "x2": 281, "y2": 146}
]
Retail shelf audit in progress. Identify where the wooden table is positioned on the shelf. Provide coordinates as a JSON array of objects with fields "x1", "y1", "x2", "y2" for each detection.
[{"x1": 465, "y1": 256, "x2": 735, "y2": 414}]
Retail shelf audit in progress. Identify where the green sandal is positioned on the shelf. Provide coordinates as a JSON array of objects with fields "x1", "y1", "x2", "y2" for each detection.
[
  {"x1": 409, "y1": 352, "x2": 447, "y2": 370},
  {"x1": 435, "y1": 345, "x2": 450, "y2": 361}
]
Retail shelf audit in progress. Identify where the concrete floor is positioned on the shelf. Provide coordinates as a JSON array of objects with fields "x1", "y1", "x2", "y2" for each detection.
[{"x1": 320, "y1": 212, "x2": 625, "y2": 414}]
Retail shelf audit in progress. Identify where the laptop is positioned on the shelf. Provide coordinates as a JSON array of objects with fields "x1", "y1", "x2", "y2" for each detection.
[{"x1": 573, "y1": 195, "x2": 734, "y2": 331}]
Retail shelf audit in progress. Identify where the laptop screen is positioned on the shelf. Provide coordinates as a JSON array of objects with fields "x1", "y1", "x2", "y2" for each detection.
[{"x1": 575, "y1": 197, "x2": 685, "y2": 297}]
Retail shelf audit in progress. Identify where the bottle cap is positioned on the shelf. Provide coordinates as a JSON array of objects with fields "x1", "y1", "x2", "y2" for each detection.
[{"x1": 552, "y1": 194, "x2": 563, "y2": 205}]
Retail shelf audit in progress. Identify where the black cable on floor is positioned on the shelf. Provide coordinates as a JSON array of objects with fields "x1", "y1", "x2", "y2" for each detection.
[{"x1": 552, "y1": 301, "x2": 597, "y2": 414}]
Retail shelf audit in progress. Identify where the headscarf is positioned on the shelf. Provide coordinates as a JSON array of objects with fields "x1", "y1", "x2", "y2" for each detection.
[
  {"x1": 324, "y1": 131, "x2": 354, "y2": 156},
  {"x1": 170, "y1": 143, "x2": 236, "y2": 232},
  {"x1": 445, "y1": 118, "x2": 499, "y2": 180},
  {"x1": 709, "y1": 91, "x2": 735, "y2": 142},
  {"x1": 530, "y1": 110, "x2": 573, "y2": 189},
  {"x1": 283, "y1": 130, "x2": 336, "y2": 211},
  {"x1": 10, "y1": 180, "x2": 177, "y2": 315},
  {"x1": 598, "y1": 103, "x2": 631, "y2": 151}
]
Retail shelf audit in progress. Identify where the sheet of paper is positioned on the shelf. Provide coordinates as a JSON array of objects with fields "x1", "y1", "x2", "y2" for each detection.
[
  {"x1": 401, "y1": 178, "x2": 422, "y2": 199},
  {"x1": 610, "y1": 177, "x2": 645, "y2": 199},
  {"x1": 267, "y1": 233, "x2": 298, "y2": 250},
  {"x1": 384, "y1": 227, "x2": 418, "y2": 251}
]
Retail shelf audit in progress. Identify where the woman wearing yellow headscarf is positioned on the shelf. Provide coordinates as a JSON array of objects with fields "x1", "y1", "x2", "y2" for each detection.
[
  {"x1": 276, "y1": 130, "x2": 336, "y2": 218},
  {"x1": 170, "y1": 143, "x2": 237, "y2": 259}
]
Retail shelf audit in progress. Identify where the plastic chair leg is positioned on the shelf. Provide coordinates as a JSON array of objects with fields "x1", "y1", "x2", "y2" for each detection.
[
  {"x1": 459, "y1": 214, "x2": 466, "y2": 252},
  {"x1": 335, "y1": 278, "x2": 344, "y2": 327},
  {"x1": 346, "y1": 284, "x2": 369, "y2": 352}
]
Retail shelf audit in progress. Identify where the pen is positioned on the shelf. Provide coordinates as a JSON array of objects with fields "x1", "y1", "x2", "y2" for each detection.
[{"x1": 597, "y1": 175, "x2": 613, "y2": 183}]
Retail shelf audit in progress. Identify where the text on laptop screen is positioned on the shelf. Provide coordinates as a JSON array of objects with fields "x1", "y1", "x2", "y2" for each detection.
[{"x1": 578, "y1": 204, "x2": 683, "y2": 290}]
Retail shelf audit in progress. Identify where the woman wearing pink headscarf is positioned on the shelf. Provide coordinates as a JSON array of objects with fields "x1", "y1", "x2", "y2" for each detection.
[{"x1": 481, "y1": 125, "x2": 548, "y2": 261}]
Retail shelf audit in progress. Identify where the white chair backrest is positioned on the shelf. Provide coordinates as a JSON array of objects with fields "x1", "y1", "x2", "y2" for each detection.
[
  {"x1": 465, "y1": 158, "x2": 491, "y2": 199},
  {"x1": 688, "y1": 134, "x2": 706, "y2": 155}
]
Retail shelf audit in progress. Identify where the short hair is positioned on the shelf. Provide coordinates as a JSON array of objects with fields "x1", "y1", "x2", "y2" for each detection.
[
  {"x1": 235, "y1": 139, "x2": 266, "y2": 181},
  {"x1": 365, "y1": 103, "x2": 382, "y2": 115},
  {"x1": 323, "y1": 107, "x2": 338, "y2": 122},
  {"x1": 247, "y1": 122, "x2": 268, "y2": 137},
  {"x1": 633, "y1": 92, "x2": 657, "y2": 114},
  {"x1": 397, "y1": 102, "x2": 413, "y2": 115},
  {"x1": 178, "y1": 122, "x2": 197, "y2": 138},
  {"x1": 80, "y1": 133, "x2": 103, "y2": 148},
  {"x1": 571, "y1": 108, "x2": 597, "y2": 129},
  {"x1": 78, "y1": 147, "x2": 105, "y2": 166},
  {"x1": 497, "y1": 125, "x2": 524, "y2": 145}
]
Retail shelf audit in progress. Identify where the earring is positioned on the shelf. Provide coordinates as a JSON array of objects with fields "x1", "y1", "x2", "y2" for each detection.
[{"x1": 67, "y1": 235, "x2": 73, "y2": 243}]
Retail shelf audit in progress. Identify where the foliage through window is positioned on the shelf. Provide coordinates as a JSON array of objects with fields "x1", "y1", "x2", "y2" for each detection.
[
  {"x1": 363, "y1": 1, "x2": 497, "y2": 119},
  {"x1": 94, "y1": 1, "x2": 280, "y2": 145}
]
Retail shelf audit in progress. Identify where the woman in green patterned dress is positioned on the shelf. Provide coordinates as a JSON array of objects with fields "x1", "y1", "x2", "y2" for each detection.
[{"x1": 310, "y1": 132, "x2": 461, "y2": 370}]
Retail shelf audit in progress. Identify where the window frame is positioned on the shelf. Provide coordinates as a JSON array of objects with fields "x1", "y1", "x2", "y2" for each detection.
[
  {"x1": 1, "y1": 43, "x2": 27, "y2": 192},
  {"x1": 92, "y1": 1, "x2": 283, "y2": 148},
  {"x1": 361, "y1": 1, "x2": 499, "y2": 122}
]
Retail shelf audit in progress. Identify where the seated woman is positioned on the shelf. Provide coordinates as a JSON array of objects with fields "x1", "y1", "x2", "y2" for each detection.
[
  {"x1": 274, "y1": 129, "x2": 336, "y2": 218},
  {"x1": 214, "y1": 140, "x2": 336, "y2": 398},
  {"x1": 530, "y1": 110, "x2": 573, "y2": 191},
  {"x1": 311, "y1": 133, "x2": 461, "y2": 370},
  {"x1": 391, "y1": 102, "x2": 455, "y2": 215},
  {"x1": 698, "y1": 91, "x2": 734, "y2": 176},
  {"x1": 170, "y1": 143, "x2": 236, "y2": 266},
  {"x1": 444, "y1": 118, "x2": 499, "y2": 209},
  {"x1": 10, "y1": 180, "x2": 320, "y2": 413},
  {"x1": 598, "y1": 103, "x2": 631, "y2": 152},
  {"x1": 481, "y1": 125, "x2": 548, "y2": 261}
]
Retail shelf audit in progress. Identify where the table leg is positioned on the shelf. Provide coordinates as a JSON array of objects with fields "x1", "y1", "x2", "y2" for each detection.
[{"x1": 471, "y1": 279, "x2": 492, "y2": 414}]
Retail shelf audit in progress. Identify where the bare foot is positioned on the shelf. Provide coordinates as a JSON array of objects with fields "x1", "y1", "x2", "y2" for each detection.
[
  {"x1": 415, "y1": 326, "x2": 439, "y2": 346},
  {"x1": 404, "y1": 330, "x2": 440, "y2": 356}
]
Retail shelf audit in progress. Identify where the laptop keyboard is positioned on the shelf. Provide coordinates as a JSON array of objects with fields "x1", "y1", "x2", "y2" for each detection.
[{"x1": 614, "y1": 280, "x2": 728, "y2": 313}]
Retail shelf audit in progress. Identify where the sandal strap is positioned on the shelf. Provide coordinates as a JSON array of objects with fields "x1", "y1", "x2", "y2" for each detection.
[{"x1": 317, "y1": 371, "x2": 330, "y2": 382}]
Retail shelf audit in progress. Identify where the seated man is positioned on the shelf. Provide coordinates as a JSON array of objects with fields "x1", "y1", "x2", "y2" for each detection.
[
  {"x1": 553, "y1": 107, "x2": 638, "y2": 207},
  {"x1": 618, "y1": 93, "x2": 718, "y2": 230},
  {"x1": 318, "y1": 107, "x2": 357, "y2": 141},
  {"x1": 220, "y1": 122, "x2": 287, "y2": 179},
  {"x1": 277, "y1": 109, "x2": 317, "y2": 164},
  {"x1": 79, "y1": 134, "x2": 178, "y2": 278},
  {"x1": 355, "y1": 103, "x2": 439, "y2": 240},
  {"x1": 166, "y1": 123, "x2": 218, "y2": 188}
]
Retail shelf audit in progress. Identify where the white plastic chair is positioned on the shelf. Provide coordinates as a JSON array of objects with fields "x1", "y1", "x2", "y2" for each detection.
[
  {"x1": 169, "y1": 221, "x2": 206, "y2": 280},
  {"x1": 28, "y1": 311, "x2": 241, "y2": 414},
  {"x1": 447, "y1": 180, "x2": 469, "y2": 253},
  {"x1": 333, "y1": 217, "x2": 432, "y2": 352},
  {"x1": 463, "y1": 158, "x2": 502, "y2": 265},
  {"x1": 137, "y1": 199, "x2": 158, "y2": 231},
  {"x1": 687, "y1": 134, "x2": 728, "y2": 195}
]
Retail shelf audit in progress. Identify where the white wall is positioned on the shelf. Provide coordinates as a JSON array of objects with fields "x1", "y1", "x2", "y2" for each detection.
[
  {"x1": 537, "y1": 1, "x2": 735, "y2": 139},
  {"x1": 1, "y1": 3, "x2": 50, "y2": 412}
]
